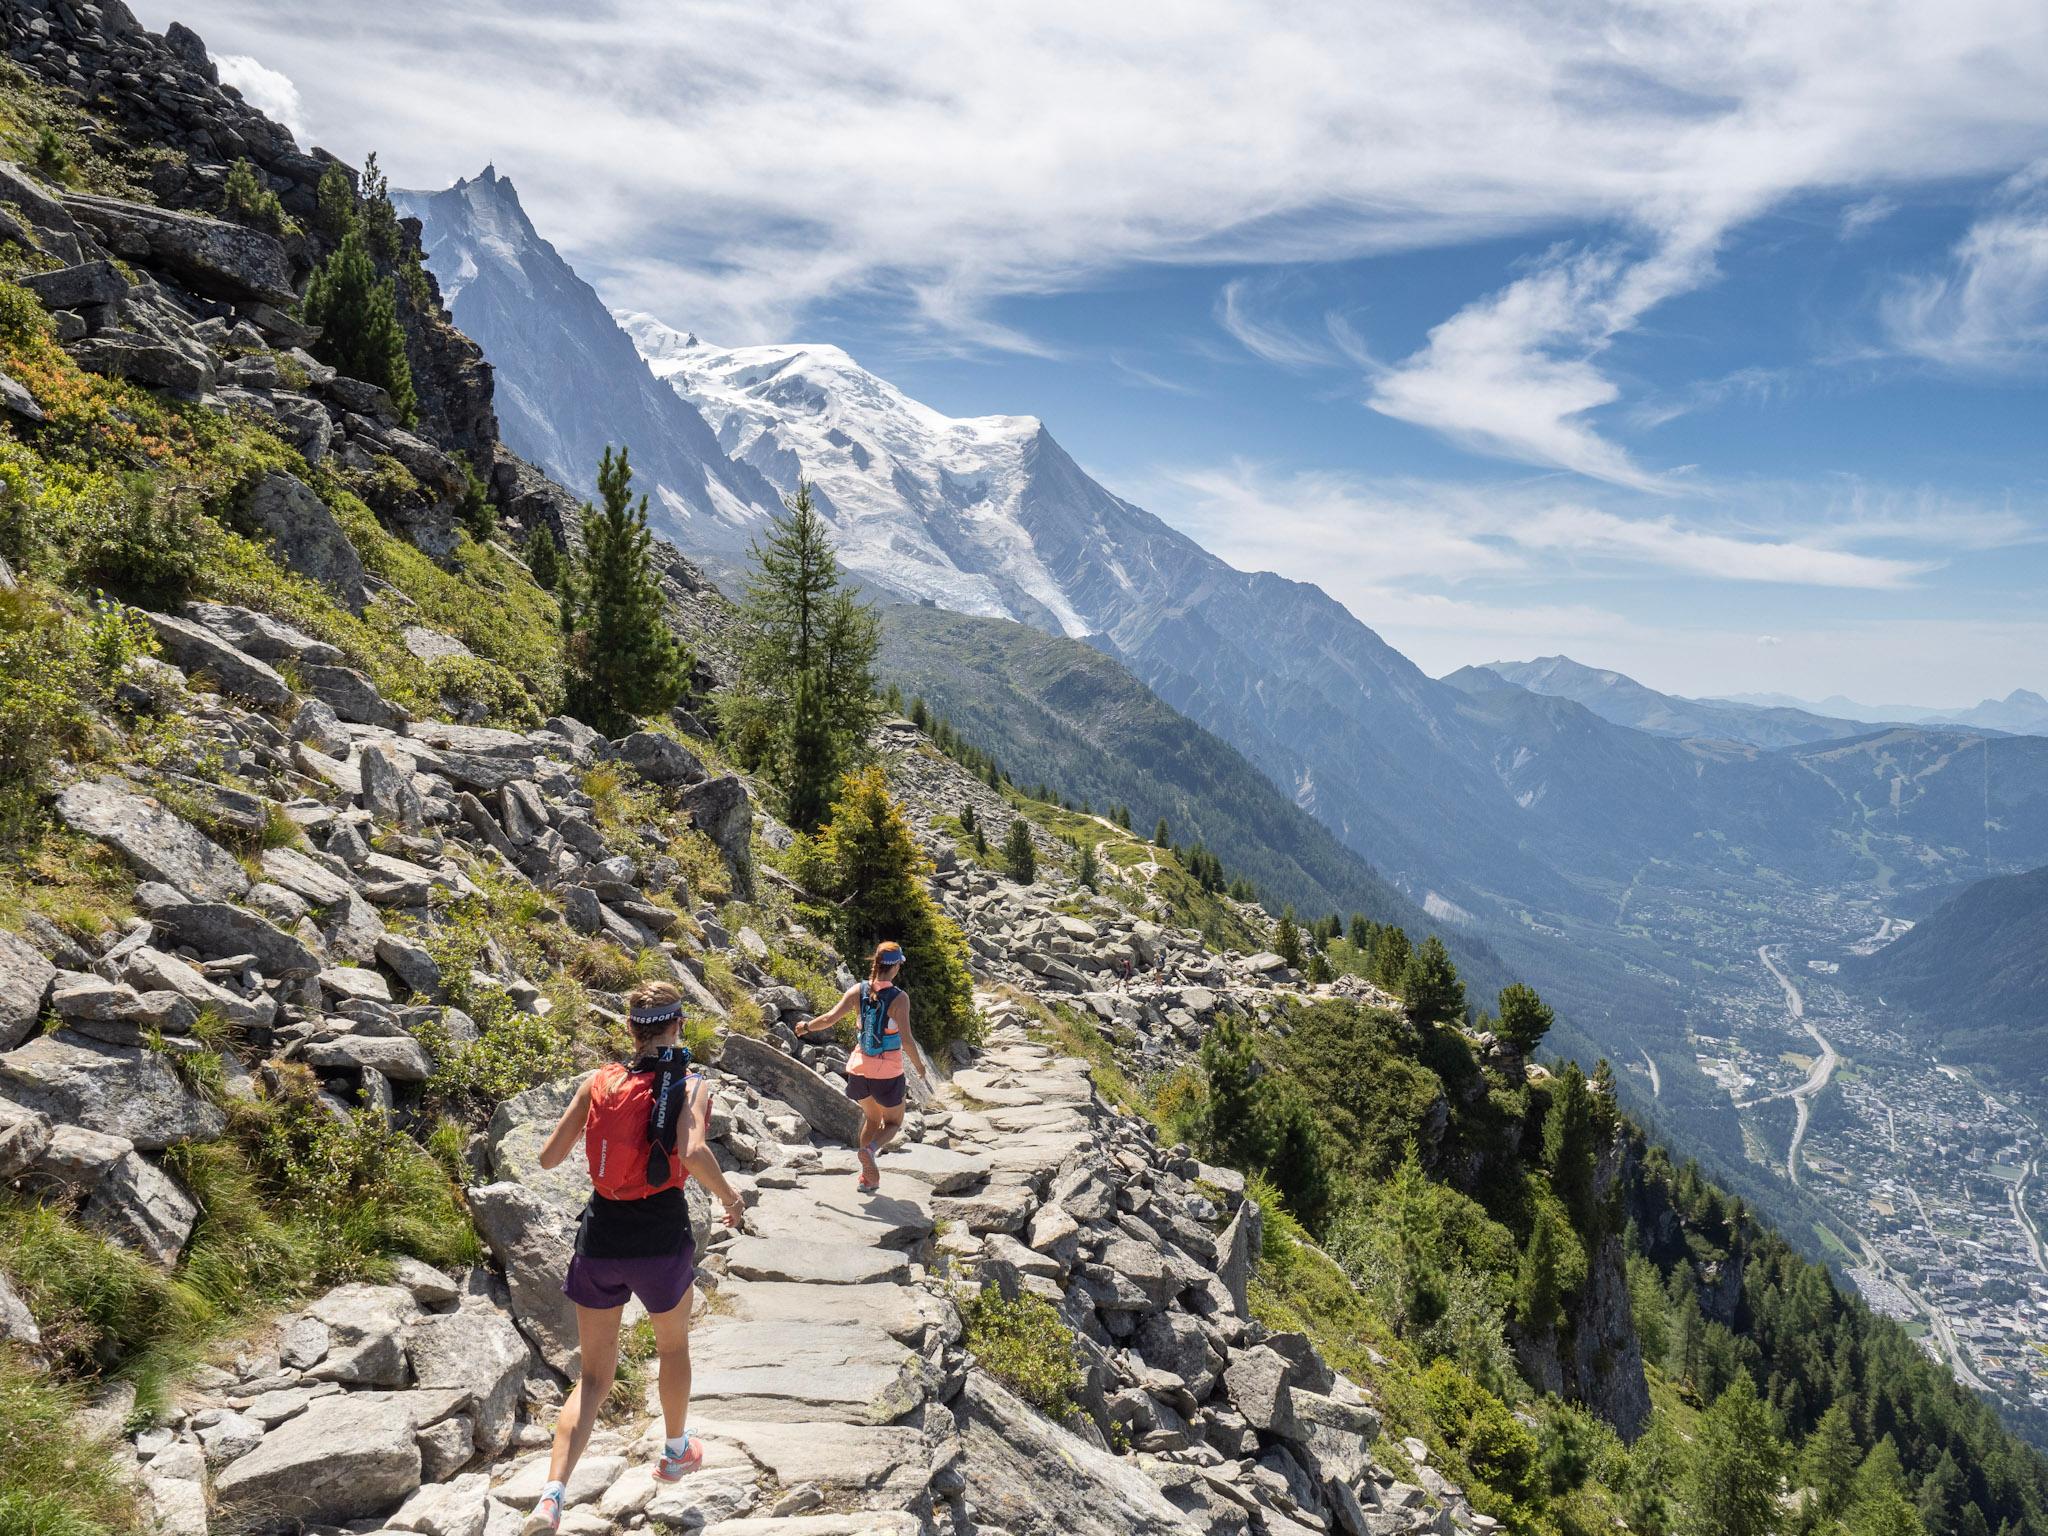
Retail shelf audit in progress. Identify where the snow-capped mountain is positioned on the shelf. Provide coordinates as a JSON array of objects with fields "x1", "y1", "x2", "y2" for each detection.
[
  {"x1": 393, "y1": 169, "x2": 783, "y2": 547},
  {"x1": 621, "y1": 316, "x2": 1099, "y2": 635}
]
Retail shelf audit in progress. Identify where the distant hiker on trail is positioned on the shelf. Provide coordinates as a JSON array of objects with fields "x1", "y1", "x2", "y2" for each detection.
[
  {"x1": 1121, "y1": 954, "x2": 1134, "y2": 989},
  {"x1": 522, "y1": 981, "x2": 745, "y2": 1535},
  {"x1": 796, "y1": 941, "x2": 931, "y2": 1192}
]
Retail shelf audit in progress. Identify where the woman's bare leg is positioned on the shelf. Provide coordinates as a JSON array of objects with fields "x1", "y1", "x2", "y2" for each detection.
[
  {"x1": 548, "y1": 1304, "x2": 624, "y2": 1486},
  {"x1": 649, "y1": 1295, "x2": 692, "y2": 1441}
]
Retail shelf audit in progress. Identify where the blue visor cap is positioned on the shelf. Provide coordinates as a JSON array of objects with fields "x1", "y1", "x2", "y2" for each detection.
[{"x1": 878, "y1": 946, "x2": 907, "y2": 967}]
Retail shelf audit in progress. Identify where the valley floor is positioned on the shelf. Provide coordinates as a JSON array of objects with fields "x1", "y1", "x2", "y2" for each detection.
[{"x1": 1690, "y1": 919, "x2": 2048, "y2": 1436}]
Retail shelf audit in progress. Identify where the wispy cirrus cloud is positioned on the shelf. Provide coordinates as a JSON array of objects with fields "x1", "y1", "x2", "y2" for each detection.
[
  {"x1": 1882, "y1": 163, "x2": 2048, "y2": 372},
  {"x1": 138, "y1": 0, "x2": 2048, "y2": 356}
]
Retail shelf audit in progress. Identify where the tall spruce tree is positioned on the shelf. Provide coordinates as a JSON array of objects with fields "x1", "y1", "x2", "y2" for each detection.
[
  {"x1": 722, "y1": 481, "x2": 879, "y2": 832},
  {"x1": 1496, "y1": 982, "x2": 1555, "y2": 1054},
  {"x1": 1678, "y1": 1372, "x2": 1786, "y2": 1536},
  {"x1": 1004, "y1": 818, "x2": 1037, "y2": 884},
  {"x1": 302, "y1": 223, "x2": 417, "y2": 424},
  {"x1": 1401, "y1": 935, "x2": 1466, "y2": 1025},
  {"x1": 522, "y1": 522, "x2": 562, "y2": 591},
  {"x1": 561, "y1": 445, "x2": 689, "y2": 734}
]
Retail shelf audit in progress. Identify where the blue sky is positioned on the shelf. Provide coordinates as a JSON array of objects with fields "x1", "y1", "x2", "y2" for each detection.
[{"x1": 141, "y1": 1, "x2": 2048, "y2": 705}]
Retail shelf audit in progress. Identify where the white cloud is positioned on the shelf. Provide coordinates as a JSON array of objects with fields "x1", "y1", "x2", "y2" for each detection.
[
  {"x1": 1882, "y1": 163, "x2": 2048, "y2": 372},
  {"x1": 1216, "y1": 279, "x2": 1334, "y2": 368},
  {"x1": 214, "y1": 53, "x2": 303, "y2": 142},
  {"x1": 1153, "y1": 462, "x2": 1951, "y2": 594},
  {"x1": 1840, "y1": 196, "x2": 1899, "y2": 238},
  {"x1": 134, "y1": 1, "x2": 2048, "y2": 354}
]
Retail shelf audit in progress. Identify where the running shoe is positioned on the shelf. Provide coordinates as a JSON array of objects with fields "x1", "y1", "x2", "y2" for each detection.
[
  {"x1": 655, "y1": 1434, "x2": 705, "y2": 1482},
  {"x1": 521, "y1": 1488, "x2": 564, "y2": 1534}
]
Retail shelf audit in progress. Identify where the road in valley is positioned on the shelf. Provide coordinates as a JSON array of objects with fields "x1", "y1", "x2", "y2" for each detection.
[
  {"x1": 1640, "y1": 1049, "x2": 1661, "y2": 1099},
  {"x1": 1756, "y1": 944, "x2": 1839, "y2": 1187}
]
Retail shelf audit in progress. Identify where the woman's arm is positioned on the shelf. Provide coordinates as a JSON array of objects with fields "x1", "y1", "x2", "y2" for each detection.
[
  {"x1": 681, "y1": 1078, "x2": 746, "y2": 1227},
  {"x1": 536, "y1": 1077, "x2": 594, "y2": 1170},
  {"x1": 796, "y1": 984, "x2": 860, "y2": 1038}
]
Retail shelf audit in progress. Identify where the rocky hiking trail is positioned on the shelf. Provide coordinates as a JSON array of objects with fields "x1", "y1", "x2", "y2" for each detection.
[{"x1": 0, "y1": 589, "x2": 1483, "y2": 1536}]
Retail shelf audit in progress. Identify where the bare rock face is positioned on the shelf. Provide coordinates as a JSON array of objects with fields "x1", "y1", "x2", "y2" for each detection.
[
  {"x1": 150, "y1": 899, "x2": 321, "y2": 979},
  {"x1": 0, "y1": 928, "x2": 54, "y2": 1051},
  {"x1": 681, "y1": 773, "x2": 754, "y2": 896},
  {"x1": 233, "y1": 472, "x2": 373, "y2": 614},
  {"x1": 60, "y1": 190, "x2": 295, "y2": 305},
  {"x1": 211, "y1": 1392, "x2": 424, "y2": 1526},
  {"x1": 56, "y1": 780, "x2": 254, "y2": 903},
  {"x1": 465, "y1": 1181, "x2": 581, "y2": 1375},
  {"x1": 0, "y1": 1031, "x2": 224, "y2": 1150},
  {"x1": 141, "y1": 611, "x2": 296, "y2": 711},
  {"x1": 958, "y1": 1373, "x2": 1194, "y2": 1536}
]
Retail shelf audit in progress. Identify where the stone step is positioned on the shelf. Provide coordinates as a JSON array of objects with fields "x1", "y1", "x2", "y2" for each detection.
[
  {"x1": 682, "y1": 1320, "x2": 927, "y2": 1425},
  {"x1": 722, "y1": 1235, "x2": 914, "y2": 1287}
]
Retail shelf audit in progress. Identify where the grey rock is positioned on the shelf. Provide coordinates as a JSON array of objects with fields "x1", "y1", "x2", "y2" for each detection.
[
  {"x1": 376, "y1": 932, "x2": 443, "y2": 997},
  {"x1": 55, "y1": 779, "x2": 251, "y2": 902},
  {"x1": 402, "y1": 625, "x2": 473, "y2": 664},
  {"x1": 1222, "y1": 1346, "x2": 1298, "y2": 1436},
  {"x1": 261, "y1": 845, "x2": 355, "y2": 906},
  {"x1": 289, "y1": 697, "x2": 354, "y2": 757},
  {"x1": 21, "y1": 258, "x2": 128, "y2": 309},
  {"x1": 141, "y1": 611, "x2": 296, "y2": 711},
  {"x1": 406, "y1": 1304, "x2": 530, "y2": 1456},
  {"x1": 233, "y1": 471, "x2": 373, "y2": 613},
  {"x1": 681, "y1": 774, "x2": 753, "y2": 894},
  {"x1": 78, "y1": 1137, "x2": 199, "y2": 1266},
  {"x1": 211, "y1": 1391, "x2": 424, "y2": 1525},
  {"x1": 300, "y1": 663, "x2": 411, "y2": 728},
  {"x1": 0, "y1": 928, "x2": 55, "y2": 1050},
  {"x1": 361, "y1": 743, "x2": 425, "y2": 828},
  {"x1": 0, "y1": 1269, "x2": 40, "y2": 1357},
  {"x1": 305, "y1": 1282, "x2": 419, "y2": 1386},
  {"x1": 959, "y1": 1373, "x2": 1193, "y2": 1536},
  {"x1": 151, "y1": 900, "x2": 320, "y2": 979},
  {"x1": 0, "y1": 1031, "x2": 223, "y2": 1150},
  {"x1": 717, "y1": 1033, "x2": 863, "y2": 1146},
  {"x1": 417, "y1": 1414, "x2": 476, "y2": 1484},
  {"x1": 68, "y1": 330, "x2": 215, "y2": 393},
  {"x1": 122, "y1": 945, "x2": 276, "y2": 1030},
  {"x1": 62, "y1": 191, "x2": 295, "y2": 306},
  {"x1": 0, "y1": 1100, "x2": 54, "y2": 1179},
  {"x1": 301, "y1": 1032, "x2": 433, "y2": 1082},
  {"x1": 1217, "y1": 1200, "x2": 1260, "y2": 1318},
  {"x1": 466, "y1": 1181, "x2": 581, "y2": 1374},
  {"x1": 186, "y1": 602, "x2": 346, "y2": 667},
  {"x1": 615, "y1": 731, "x2": 707, "y2": 787}
]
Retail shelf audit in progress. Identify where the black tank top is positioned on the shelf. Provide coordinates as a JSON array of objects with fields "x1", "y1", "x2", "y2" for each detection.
[{"x1": 576, "y1": 1188, "x2": 691, "y2": 1260}]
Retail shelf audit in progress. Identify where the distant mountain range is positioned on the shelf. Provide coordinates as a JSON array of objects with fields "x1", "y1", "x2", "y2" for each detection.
[
  {"x1": 1853, "y1": 863, "x2": 2048, "y2": 1086},
  {"x1": 398, "y1": 166, "x2": 2048, "y2": 1174},
  {"x1": 1479, "y1": 655, "x2": 1871, "y2": 748},
  {"x1": 1718, "y1": 687, "x2": 2048, "y2": 736}
]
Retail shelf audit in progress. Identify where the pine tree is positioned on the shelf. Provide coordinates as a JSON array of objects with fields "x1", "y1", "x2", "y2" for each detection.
[
  {"x1": 1496, "y1": 982, "x2": 1555, "y2": 1054},
  {"x1": 301, "y1": 223, "x2": 418, "y2": 424},
  {"x1": 222, "y1": 158, "x2": 293, "y2": 235},
  {"x1": 1844, "y1": 1492, "x2": 1928, "y2": 1536},
  {"x1": 1803, "y1": 1401, "x2": 1862, "y2": 1522},
  {"x1": 522, "y1": 523, "x2": 562, "y2": 591},
  {"x1": 1349, "y1": 913, "x2": 1371, "y2": 948},
  {"x1": 1076, "y1": 840, "x2": 1099, "y2": 890},
  {"x1": 1274, "y1": 907, "x2": 1304, "y2": 969},
  {"x1": 457, "y1": 465, "x2": 497, "y2": 543},
  {"x1": 1543, "y1": 1063, "x2": 1602, "y2": 1235},
  {"x1": 789, "y1": 765, "x2": 977, "y2": 1050},
  {"x1": 1400, "y1": 935, "x2": 1465, "y2": 1025},
  {"x1": 1517, "y1": 1207, "x2": 1566, "y2": 1332},
  {"x1": 1154, "y1": 817, "x2": 1170, "y2": 846},
  {"x1": 561, "y1": 445, "x2": 690, "y2": 735},
  {"x1": 959, "y1": 803, "x2": 976, "y2": 834},
  {"x1": 722, "y1": 483, "x2": 878, "y2": 831},
  {"x1": 1678, "y1": 1372, "x2": 1785, "y2": 1536},
  {"x1": 1306, "y1": 950, "x2": 1333, "y2": 985},
  {"x1": 1004, "y1": 818, "x2": 1037, "y2": 884},
  {"x1": 1373, "y1": 925, "x2": 1411, "y2": 992}
]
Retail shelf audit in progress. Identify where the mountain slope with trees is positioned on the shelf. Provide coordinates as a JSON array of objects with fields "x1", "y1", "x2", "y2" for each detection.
[{"x1": 1853, "y1": 864, "x2": 2048, "y2": 1087}]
